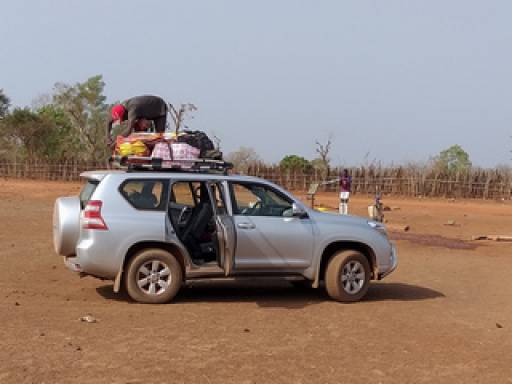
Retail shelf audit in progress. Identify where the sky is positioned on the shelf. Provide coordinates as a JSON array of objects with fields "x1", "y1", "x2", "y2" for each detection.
[{"x1": 1, "y1": 0, "x2": 511, "y2": 167}]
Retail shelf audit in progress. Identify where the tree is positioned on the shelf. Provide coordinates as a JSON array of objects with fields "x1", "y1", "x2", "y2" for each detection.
[
  {"x1": 211, "y1": 131, "x2": 222, "y2": 150},
  {"x1": 435, "y1": 144, "x2": 472, "y2": 175},
  {"x1": 53, "y1": 75, "x2": 108, "y2": 160},
  {"x1": 315, "y1": 136, "x2": 333, "y2": 178},
  {"x1": 280, "y1": 155, "x2": 311, "y2": 172},
  {"x1": 31, "y1": 93, "x2": 52, "y2": 110},
  {"x1": 0, "y1": 89, "x2": 10, "y2": 118},
  {"x1": 226, "y1": 146, "x2": 261, "y2": 173},
  {"x1": 169, "y1": 103, "x2": 197, "y2": 133},
  {"x1": 37, "y1": 105, "x2": 74, "y2": 160},
  {"x1": 311, "y1": 158, "x2": 328, "y2": 177},
  {"x1": 0, "y1": 108, "x2": 54, "y2": 161}
]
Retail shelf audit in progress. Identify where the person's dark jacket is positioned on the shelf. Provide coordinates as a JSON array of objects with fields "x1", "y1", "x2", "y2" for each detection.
[{"x1": 107, "y1": 95, "x2": 168, "y2": 146}]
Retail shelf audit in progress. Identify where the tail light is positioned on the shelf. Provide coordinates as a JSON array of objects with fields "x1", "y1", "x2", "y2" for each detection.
[{"x1": 82, "y1": 200, "x2": 108, "y2": 230}]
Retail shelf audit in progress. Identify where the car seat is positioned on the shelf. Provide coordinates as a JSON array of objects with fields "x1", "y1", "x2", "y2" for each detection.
[
  {"x1": 131, "y1": 183, "x2": 158, "y2": 209},
  {"x1": 181, "y1": 186, "x2": 214, "y2": 258}
]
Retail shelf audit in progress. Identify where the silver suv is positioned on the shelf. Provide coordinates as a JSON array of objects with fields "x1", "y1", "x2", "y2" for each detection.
[{"x1": 53, "y1": 170, "x2": 397, "y2": 304}]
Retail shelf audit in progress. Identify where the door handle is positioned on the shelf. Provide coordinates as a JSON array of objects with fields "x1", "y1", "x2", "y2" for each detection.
[{"x1": 237, "y1": 222, "x2": 256, "y2": 230}]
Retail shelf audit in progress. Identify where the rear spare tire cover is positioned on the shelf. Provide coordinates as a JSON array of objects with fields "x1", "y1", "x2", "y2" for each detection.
[{"x1": 53, "y1": 197, "x2": 81, "y2": 256}]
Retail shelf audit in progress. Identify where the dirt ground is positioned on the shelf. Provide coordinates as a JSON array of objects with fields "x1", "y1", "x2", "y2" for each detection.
[{"x1": 1, "y1": 179, "x2": 512, "y2": 384}]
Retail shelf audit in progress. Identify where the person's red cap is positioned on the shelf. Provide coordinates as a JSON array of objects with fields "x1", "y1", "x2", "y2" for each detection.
[{"x1": 111, "y1": 104, "x2": 126, "y2": 121}]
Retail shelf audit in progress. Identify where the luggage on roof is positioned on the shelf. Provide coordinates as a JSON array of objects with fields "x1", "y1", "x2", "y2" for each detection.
[
  {"x1": 113, "y1": 130, "x2": 222, "y2": 161},
  {"x1": 177, "y1": 130, "x2": 214, "y2": 156},
  {"x1": 109, "y1": 155, "x2": 233, "y2": 174}
]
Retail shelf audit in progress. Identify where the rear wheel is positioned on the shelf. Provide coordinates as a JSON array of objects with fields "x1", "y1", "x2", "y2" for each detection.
[
  {"x1": 125, "y1": 248, "x2": 183, "y2": 304},
  {"x1": 325, "y1": 250, "x2": 371, "y2": 302}
]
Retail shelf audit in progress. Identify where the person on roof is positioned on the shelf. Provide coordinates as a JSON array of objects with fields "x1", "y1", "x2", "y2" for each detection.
[{"x1": 106, "y1": 95, "x2": 168, "y2": 147}]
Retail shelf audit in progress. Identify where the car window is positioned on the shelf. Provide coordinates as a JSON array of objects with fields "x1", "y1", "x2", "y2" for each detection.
[
  {"x1": 120, "y1": 180, "x2": 166, "y2": 210},
  {"x1": 170, "y1": 181, "x2": 205, "y2": 208},
  {"x1": 231, "y1": 182, "x2": 293, "y2": 217},
  {"x1": 79, "y1": 179, "x2": 99, "y2": 210}
]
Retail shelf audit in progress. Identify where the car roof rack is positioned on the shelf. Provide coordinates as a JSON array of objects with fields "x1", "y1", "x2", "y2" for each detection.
[{"x1": 109, "y1": 156, "x2": 233, "y2": 175}]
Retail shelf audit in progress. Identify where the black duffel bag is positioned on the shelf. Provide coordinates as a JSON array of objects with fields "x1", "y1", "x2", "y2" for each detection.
[{"x1": 177, "y1": 130, "x2": 222, "y2": 160}]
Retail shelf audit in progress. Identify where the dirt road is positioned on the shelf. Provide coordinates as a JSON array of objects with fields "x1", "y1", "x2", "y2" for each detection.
[{"x1": 1, "y1": 180, "x2": 511, "y2": 383}]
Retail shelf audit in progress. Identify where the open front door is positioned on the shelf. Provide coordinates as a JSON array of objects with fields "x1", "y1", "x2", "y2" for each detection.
[{"x1": 207, "y1": 181, "x2": 235, "y2": 276}]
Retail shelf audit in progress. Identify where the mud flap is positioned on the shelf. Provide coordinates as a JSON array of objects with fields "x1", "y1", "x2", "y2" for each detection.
[{"x1": 113, "y1": 268, "x2": 123, "y2": 293}]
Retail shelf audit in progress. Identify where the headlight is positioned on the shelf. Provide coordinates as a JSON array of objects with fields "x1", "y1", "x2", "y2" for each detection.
[{"x1": 367, "y1": 221, "x2": 387, "y2": 236}]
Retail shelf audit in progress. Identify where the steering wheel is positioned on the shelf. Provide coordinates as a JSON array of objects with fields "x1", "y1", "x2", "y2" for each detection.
[
  {"x1": 177, "y1": 206, "x2": 192, "y2": 225},
  {"x1": 241, "y1": 200, "x2": 262, "y2": 215}
]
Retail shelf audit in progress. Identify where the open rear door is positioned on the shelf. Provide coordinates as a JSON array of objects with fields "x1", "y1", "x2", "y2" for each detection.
[{"x1": 207, "y1": 181, "x2": 235, "y2": 276}]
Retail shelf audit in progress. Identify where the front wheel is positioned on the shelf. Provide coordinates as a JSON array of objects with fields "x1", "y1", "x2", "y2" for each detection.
[
  {"x1": 125, "y1": 248, "x2": 183, "y2": 304},
  {"x1": 325, "y1": 250, "x2": 371, "y2": 302}
]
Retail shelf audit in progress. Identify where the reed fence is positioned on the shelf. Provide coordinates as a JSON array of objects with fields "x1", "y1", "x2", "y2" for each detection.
[
  {"x1": 0, "y1": 161, "x2": 106, "y2": 182},
  {"x1": 245, "y1": 165, "x2": 512, "y2": 200},
  {"x1": 1, "y1": 162, "x2": 511, "y2": 199}
]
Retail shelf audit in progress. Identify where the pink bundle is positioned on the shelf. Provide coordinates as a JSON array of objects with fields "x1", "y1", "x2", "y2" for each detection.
[
  {"x1": 151, "y1": 142, "x2": 200, "y2": 168},
  {"x1": 151, "y1": 142, "x2": 172, "y2": 160},
  {"x1": 171, "y1": 143, "x2": 200, "y2": 160}
]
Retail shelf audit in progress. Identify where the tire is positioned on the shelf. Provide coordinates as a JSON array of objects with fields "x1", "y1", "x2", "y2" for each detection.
[
  {"x1": 53, "y1": 196, "x2": 81, "y2": 257},
  {"x1": 325, "y1": 250, "x2": 371, "y2": 302},
  {"x1": 125, "y1": 248, "x2": 183, "y2": 304}
]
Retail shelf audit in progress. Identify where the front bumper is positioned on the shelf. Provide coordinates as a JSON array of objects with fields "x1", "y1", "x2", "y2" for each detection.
[{"x1": 378, "y1": 244, "x2": 398, "y2": 279}]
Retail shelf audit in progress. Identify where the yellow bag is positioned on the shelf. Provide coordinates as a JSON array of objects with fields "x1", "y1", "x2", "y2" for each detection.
[
  {"x1": 118, "y1": 140, "x2": 148, "y2": 157},
  {"x1": 118, "y1": 142, "x2": 133, "y2": 156},
  {"x1": 131, "y1": 141, "x2": 148, "y2": 156}
]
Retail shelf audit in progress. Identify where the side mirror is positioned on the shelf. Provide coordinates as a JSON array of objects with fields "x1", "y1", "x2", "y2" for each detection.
[{"x1": 292, "y1": 203, "x2": 308, "y2": 218}]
